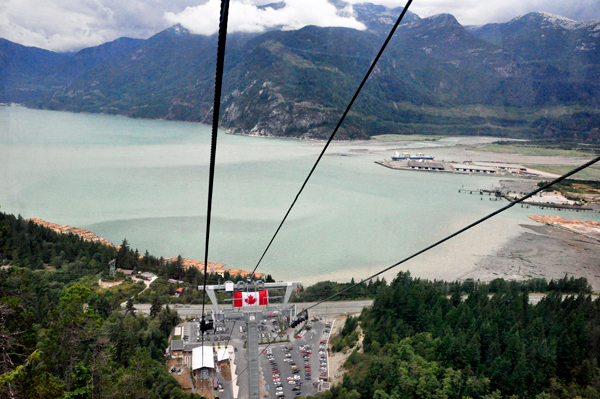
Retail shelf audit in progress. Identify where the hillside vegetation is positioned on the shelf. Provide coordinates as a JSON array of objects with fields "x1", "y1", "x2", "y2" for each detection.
[
  {"x1": 0, "y1": 212, "x2": 193, "y2": 397},
  {"x1": 0, "y1": 210, "x2": 246, "y2": 397},
  {"x1": 314, "y1": 273, "x2": 599, "y2": 399},
  {"x1": 2, "y1": 209, "x2": 599, "y2": 397}
]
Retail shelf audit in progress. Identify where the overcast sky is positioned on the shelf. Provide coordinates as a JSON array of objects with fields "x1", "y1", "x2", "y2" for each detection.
[{"x1": 1, "y1": 0, "x2": 599, "y2": 52}]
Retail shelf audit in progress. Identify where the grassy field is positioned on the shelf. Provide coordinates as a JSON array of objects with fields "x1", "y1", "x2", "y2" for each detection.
[
  {"x1": 392, "y1": 102, "x2": 592, "y2": 120},
  {"x1": 478, "y1": 144, "x2": 593, "y2": 157},
  {"x1": 526, "y1": 165, "x2": 600, "y2": 181},
  {"x1": 366, "y1": 103, "x2": 600, "y2": 140},
  {"x1": 371, "y1": 134, "x2": 444, "y2": 142}
]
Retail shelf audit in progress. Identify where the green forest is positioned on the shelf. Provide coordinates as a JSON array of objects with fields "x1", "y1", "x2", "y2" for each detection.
[
  {"x1": 3, "y1": 209, "x2": 600, "y2": 398},
  {"x1": 293, "y1": 276, "x2": 591, "y2": 304},
  {"x1": 0, "y1": 209, "x2": 263, "y2": 397},
  {"x1": 291, "y1": 278, "x2": 388, "y2": 303},
  {"x1": 0, "y1": 211, "x2": 210, "y2": 398},
  {"x1": 313, "y1": 273, "x2": 600, "y2": 399}
]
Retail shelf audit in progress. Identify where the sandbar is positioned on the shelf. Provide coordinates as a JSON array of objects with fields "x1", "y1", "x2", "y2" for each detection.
[{"x1": 461, "y1": 224, "x2": 600, "y2": 291}]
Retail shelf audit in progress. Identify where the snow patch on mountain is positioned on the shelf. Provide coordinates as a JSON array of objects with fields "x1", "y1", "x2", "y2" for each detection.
[{"x1": 522, "y1": 12, "x2": 600, "y2": 31}]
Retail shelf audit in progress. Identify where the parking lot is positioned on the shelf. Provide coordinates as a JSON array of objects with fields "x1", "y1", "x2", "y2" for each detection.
[
  {"x1": 175, "y1": 316, "x2": 335, "y2": 399},
  {"x1": 261, "y1": 318, "x2": 332, "y2": 398}
]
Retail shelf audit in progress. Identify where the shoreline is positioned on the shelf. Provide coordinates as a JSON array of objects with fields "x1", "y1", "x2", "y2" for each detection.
[
  {"x1": 26, "y1": 218, "x2": 261, "y2": 278},
  {"x1": 8, "y1": 107, "x2": 600, "y2": 289},
  {"x1": 21, "y1": 217, "x2": 600, "y2": 292},
  {"x1": 6, "y1": 105, "x2": 599, "y2": 167},
  {"x1": 460, "y1": 223, "x2": 600, "y2": 292}
]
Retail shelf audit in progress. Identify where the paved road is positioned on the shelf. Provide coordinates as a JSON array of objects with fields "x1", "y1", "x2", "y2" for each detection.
[
  {"x1": 227, "y1": 320, "x2": 248, "y2": 399},
  {"x1": 133, "y1": 295, "x2": 600, "y2": 317},
  {"x1": 132, "y1": 300, "x2": 374, "y2": 317}
]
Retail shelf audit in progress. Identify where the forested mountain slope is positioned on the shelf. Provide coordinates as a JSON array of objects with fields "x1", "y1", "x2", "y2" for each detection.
[
  {"x1": 316, "y1": 272, "x2": 600, "y2": 399},
  {"x1": 1, "y1": 5, "x2": 599, "y2": 140},
  {"x1": 1, "y1": 212, "x2": 599, "y2": 398},
  {"x1": 0, "y1": 210, "x2": 262, "y2": 397},
  {"x1": 0, "y1": 212, "x2": 189, "y2": 398}
]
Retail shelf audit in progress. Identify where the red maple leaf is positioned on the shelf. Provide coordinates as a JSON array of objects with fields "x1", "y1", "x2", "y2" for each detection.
[{"x1": 245, "y1": 294, "x2": 257, "y2": 305}]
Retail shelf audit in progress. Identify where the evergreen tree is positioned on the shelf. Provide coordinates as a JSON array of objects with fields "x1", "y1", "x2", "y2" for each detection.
[
  {"x1": 125, "y1": 298, "x2": 136, "y2": 316},
  {"x1": 150, "y1": 296, "x2": 162, "y2": 318}
]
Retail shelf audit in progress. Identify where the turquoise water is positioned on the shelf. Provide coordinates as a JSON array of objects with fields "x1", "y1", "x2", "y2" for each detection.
[{"x1": 1, "y1": 105, "x2": 598, "y2": 284}]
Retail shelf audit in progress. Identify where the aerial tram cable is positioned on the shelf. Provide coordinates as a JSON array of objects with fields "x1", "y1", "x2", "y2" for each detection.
[
  {"x1": 223, "y1": 0, "x2": 415, "y2": 388},
  {"x1": 200, "y1": 0, "x2": 600, "y2": 391},
  {"x1": 200, "y1": 0, "x2": 231, "y2": 340},
  {"x1": 299, "y1": 154, "x2": 600, "y2": 312},
  {"x1": 224, "y1": 154, "x2": 600, "y2": 390},
  {"x1": 249, "y1": 0, "x2": 415, "y2": 279}
]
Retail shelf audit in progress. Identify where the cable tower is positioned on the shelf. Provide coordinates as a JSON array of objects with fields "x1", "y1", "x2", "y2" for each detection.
[{"x1": 201, "y1": 279, "x2": 302, "y2": 399}]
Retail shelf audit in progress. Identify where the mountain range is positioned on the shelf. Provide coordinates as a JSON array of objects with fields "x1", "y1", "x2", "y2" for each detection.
[{"x1": 1, "y1": 3, "x2": 599, "y2": 140}]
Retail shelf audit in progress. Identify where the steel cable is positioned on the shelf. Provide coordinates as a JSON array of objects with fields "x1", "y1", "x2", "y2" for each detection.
[
  {"x1": 201, "y1": 0, "x2": 231, "y2": 347},
  {"x1": 299, "y1": 154, "x2": 600, "y2": 311},
  {"x1": 226, "y1": 154, "x2": 600, "y2": 391},
  {"x1": 249, "y1": 0, "x2": 415, "y2": 279}
]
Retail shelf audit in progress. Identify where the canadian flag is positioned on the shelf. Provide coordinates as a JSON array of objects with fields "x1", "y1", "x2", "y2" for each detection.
[{"x1": 234, "y1": 290, "x2": 269, "y2": 307}]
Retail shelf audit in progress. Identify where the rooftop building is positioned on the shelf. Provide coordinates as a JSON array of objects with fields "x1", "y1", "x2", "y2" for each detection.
[
  {"x1": 450, "y1": 163, "x2": 497, "y2": 174},
  {"x1": 192, "y1": 346, "x2": 215, "y2": 371},
  {"x1": 472, "y1": 161, "x2": 527, "y2": 171}
]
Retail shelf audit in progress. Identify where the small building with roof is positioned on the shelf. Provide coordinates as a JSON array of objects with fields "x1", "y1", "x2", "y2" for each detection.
[
  {"x1": 182, "y1": 343, "x2": 203, "y2": 367},
  {"x1": 170, "y1": 340, "x2": 184, "y2": 358},
  {"x1": 472, "y1": 161, "x2": 527, "y2": 172},
  {"x1": 192, "y1": 346, "x2": 215, "y2": 379},
  {"x1": 407, "y1": 160, "x2": 445, "y2": 171},
  {"x1": 216, "y1": 348, "x2": 230, "y2": 365},
  {"x1": 139, "y1": 272, "x2": 156, "y2": 281}
]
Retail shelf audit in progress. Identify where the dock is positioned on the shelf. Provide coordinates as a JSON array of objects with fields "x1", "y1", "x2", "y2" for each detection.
[
  {"x1": 455, "y1": 189, "x2": 599, "y2": 213},
  {"x1": 376, "y1": 158, "x2": 540, "y2": 177}
]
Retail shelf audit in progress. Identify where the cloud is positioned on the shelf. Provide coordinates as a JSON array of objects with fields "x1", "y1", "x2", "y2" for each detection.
[
  {"x1": 344, "y1": 0, "x2": 600, "y2": 25},
  {"x1": 0, "y1": 0, "x2": 198, "y2": 52},
  {"x1": 164, "y1": 0, "x2": 365, "y2": 35},
  {"x1": 1, "y1": 0, "x2": 599, "y2": 52}
]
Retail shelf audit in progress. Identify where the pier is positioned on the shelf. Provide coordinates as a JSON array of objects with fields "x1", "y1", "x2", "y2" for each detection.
[
  {"x1": 457, "y1": 190, "x2": 600, "y2": 213},
  {"x1": 375, "y1": 159, "x2": 536, "y2": 177}
]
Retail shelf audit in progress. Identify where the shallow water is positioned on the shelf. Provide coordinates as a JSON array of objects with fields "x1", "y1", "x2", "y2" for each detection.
[{"x1": 1, "y1": 105, "x2": 598, "y2": 284}]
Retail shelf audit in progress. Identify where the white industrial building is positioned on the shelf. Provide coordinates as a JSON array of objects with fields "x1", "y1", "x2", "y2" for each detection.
[
  {"x1": 472, "y1": 161, "x2": 527, "y2": 171},
  {"x1": 216, "y1": 348, "x2": 230, "y2": 364},
  {"x1": 450, "y1": 163, "x2": 497, "y2": 174},
  {"x1": 192, "y1": 346, "x2": 215, "y2": 378}
]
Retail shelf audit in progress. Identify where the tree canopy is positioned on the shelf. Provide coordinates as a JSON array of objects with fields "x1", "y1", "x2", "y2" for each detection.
[{"x1": 316, "y1": 272, "x2": 600, "y2": 399}]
